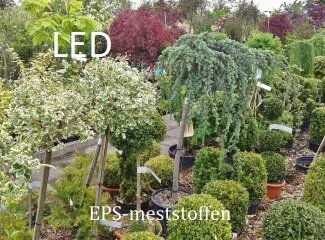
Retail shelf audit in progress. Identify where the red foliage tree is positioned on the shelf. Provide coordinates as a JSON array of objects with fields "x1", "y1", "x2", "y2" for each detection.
[
  {"x1": 109, "y1": 9, "x2": 180, "y2": 68},
  {"x1": 260, "y1": 14, "x2": 293, "y2": 42},
  {"x1": 307, "y1": 1, "x2": 325, "y2": 28}
]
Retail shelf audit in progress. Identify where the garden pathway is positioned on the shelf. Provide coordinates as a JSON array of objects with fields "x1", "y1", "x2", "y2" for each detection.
[{"x1": 31, "y1": 114, "x2": 180, "y2": 183}]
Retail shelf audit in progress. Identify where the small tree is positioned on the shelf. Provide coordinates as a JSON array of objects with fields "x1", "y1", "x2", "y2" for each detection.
[
  {"x1": 261, "y1": 14, "x2": 293, "y2": 42},
  {"x1": 6, "y1": 52, "x2": 90, "y2": 240}
]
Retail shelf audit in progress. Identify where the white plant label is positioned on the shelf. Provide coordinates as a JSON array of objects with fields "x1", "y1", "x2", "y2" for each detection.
[
  {"x1": 269, "y1": 124, "x2": 293, "y2": 134},
  {"x1": 99, "y1": 220, "x2": 122, "y2": 229},
  {"x1": 257, "y1": 82, "x2": 272, "y2": 91},
  {"x1": 137, "y1": 166, "x2": 161, "y2": 184}
]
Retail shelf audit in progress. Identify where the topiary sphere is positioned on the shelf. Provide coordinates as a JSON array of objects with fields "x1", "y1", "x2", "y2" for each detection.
[
  {"x1": 260, "y1": 96, "x2": 284, "y2": 121},
  {"x1": 144, "y1": 155, "x2": 173, "y2": 189},
  {"x1": 168, "y1": 194, "x2": 232, "y2": 240},
  {"x1": 303, "y1": 157, "x2": 325, "y2": 212},
  {"x1": 202, "y1": 180, "x2": 249, "y2": 233},
  {"x1": 309, "y1": 107, "x2": 325, "y2": 145},
  {"x1": 314, "y1": 56, "x2": 325, "y2": 79},
  {"x1": 262, "y1": 199, "x2": 325, "y2": 240},
  {"x1": 103, "y1": 153, "x2": 122, "y2": 188},
  {"x1": 262, "y1": 151, "x2": 287, "y2": 183},
  {"x1": 232, "y1": 152, "x2": 267, "y2": 202},
  {"x1": 193, "y1": 147, "x2": 223, "y2": 193},
  {"x1": 121, "y1": 231, "x2": 164, "y2": 240}
]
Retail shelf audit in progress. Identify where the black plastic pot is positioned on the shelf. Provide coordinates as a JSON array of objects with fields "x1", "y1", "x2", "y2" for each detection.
[
  {"x1": 295, "y1": 156, "x2": 314, "y2": 174},
  {"x1": 308, "y1": 141, "x2": 325, "y2": 153},
  {"x1": 114, "y1": 196, "x2": 150, "y2": 214},
  {"x1": 168, "y1": 144, "x2": 195, "y2": 171},
  {"x1": 300, "y1": 120, "x2": 310, "y2": 132},
  {"x1": 247, "y1": 201, "x2": 260, "y2": 215},
  {"x1": 151, "y1": 188, "x2": 190, "y2": 236},
  {"x1": 61, "y1": 135, "x2": 80, "y2": 144}
]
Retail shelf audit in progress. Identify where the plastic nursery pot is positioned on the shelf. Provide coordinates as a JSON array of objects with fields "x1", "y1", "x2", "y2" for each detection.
[
  {"x1": 102, "y1": 186, "x2": 120, "y2": 201},
  {"x1": 168, "y1": 144, "x2": 196, "y2": 171},
  {"x1": 247, "y1": 201, "x2": 260, "y2": 215},
  {"x1": 295, "y1": 156, "x2": 314, "y2": 174},
  {"x1": 300, "y1": 120, "x2": 310, "y2": 133},
  {"x1": 113, "y1": 218, "x2": 163, "y2": 240},
  {"x1": 266, "y1": 180, "x2": 286, "y2": 200},
  {"x1": 151, "y1": 188, "x2": 191, "y2": 236},
  {"x1": 308, "y1": 141, "x2": 325, "y2": 153},
  {"x1": 114, "y1": 196, "x2": 151, "y2": 214}
]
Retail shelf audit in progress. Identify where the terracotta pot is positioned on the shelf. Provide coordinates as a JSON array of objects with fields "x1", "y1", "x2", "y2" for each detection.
[
  {"x1": 266, "y1": 180, "x2": 286, "y2": 200},
  {"x1": 102, "y1": 186, "x2": 120, "y2": 201}
]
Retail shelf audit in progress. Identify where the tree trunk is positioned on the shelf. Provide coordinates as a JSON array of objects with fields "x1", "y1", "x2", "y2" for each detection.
[
  {"x1": 94, "y1": 132, "x2": 109, "y2": 239},
  {"x1": 136, "y1": 158, "x2": 141, "y2": 211},
  {"x1": 171, "y1": 99, "x2": 189, "y2": 204},
  {"x1": 33, "y1": 150, "x2": 52, "y2": 240},
  {"x1": 80, "y1": 138, "x2": 102, "y2": 207}
]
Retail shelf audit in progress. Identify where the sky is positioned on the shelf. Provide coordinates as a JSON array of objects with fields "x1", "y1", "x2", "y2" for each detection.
[{"x1": 132, "y1": 0, "x2": 297, "y2": 12}]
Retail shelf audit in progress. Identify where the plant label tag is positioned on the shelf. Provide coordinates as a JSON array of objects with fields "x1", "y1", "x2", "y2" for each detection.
[
  {"x1": 269, "y1": 124, "x2": 293, "y2": 134},
  {"x1": 69, "y1": 198, "x2": 73, "y2": 206},
  {"x1": 99, "y1": 220, "x2": 122, "y2": 229},
  {"x1": 255, "y1": 68, "x2": 263, "y2": 80},
  {"x1": 137, "y1": 166, "x2": 161, "y2": 184},
  {"x1": 257, "y1": 82, "x2": 271, "y2": 91}
]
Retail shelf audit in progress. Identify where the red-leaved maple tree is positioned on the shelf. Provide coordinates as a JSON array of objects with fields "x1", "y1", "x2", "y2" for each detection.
[
  {"x1": 260, "y1": 14, "x2": 293, "y2": 42},
  {"x1": 109, "y1": 9, "x2": 182, "y2": 68}
]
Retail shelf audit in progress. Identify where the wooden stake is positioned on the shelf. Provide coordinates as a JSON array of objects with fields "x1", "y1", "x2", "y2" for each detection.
[
  {"x1": 80, "y1": 138, "x2": 102, "y2": 207},
  {"x1": 313, "y1": 135, "x2": 325, "y2": 162},
  {"x1": 33, "y1": 150, "x2": 52, "y2": 240},
  {"x1": 94, "y1": 132, "x2": 109, "y2": 239},
  {"x1": 136, "y1": 158, "x2": 141, "y2": 211},
  {"x1": 28, "y1": 186, "x2": 33, "y2": 228},
  {"x1": 171, "y1": 99, "x2": 189, "y2": 204}
]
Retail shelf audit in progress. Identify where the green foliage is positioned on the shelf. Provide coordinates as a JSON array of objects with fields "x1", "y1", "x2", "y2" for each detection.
[
  {"x1": 261, "y1": 151, "x2": 286, "y2": 183},
  {"x1": 286, "y1": 40, "x2": 314, "y2": 77},
  {"x1": 303, "y1": 157, "x2": 325, "y2": 212},
  {"x1": 237, "y1": 107, "x2": 259, "y2": 151},
  {"x1": 0, "y1": 82, "x2": 11, "y2": 124},
  {"x1": 259, "y1": 95, "x2": 284, "y2": 121},
  {"x1": 300, "y1": 77, "x2": 322, "y2": 102},
  {"x1": 314, "y1": 56, "x2": 325, "y2": 79},
  {"x1": 119, "y1": 153, "x2": 136, "y2": 203},
  {"x1": 246, "y1": 32, "x2": 283, "y2": 54},
  {"x1": 309, "y1": 34, "x2": 325, "y2": 57},
  {"x1": 232, "y1": 152, "x2": 267, "y2": 202},
  {"x1": 137, "y1": 141, "x2": 161, "y2": 166},
  {"x1": 309, "y1": 107, "x2": 325, "y2": 144},
  {"x1": 156, "y1": 75, "x2": 172, "y2": 114},
  {"x1": 262, "y1": 200, "x2": 325, "y2": 240},
  {"x1": 0, "y1": 212, "x2": 32, "y2": 239},
  {"x1": 144, "y1": 155, "x2": 173, "y2": 189},
  {"x1": 47, "y1": 153, "x2": 108, "y2": 238},
  {"x1": 103, "y1": 153, "x2": 122, "y2": 188},
  {"x1": 167, "y1": 194, "x2": 232, "y2": 240},
  {"x1": 202, "y1": 180, "x2": 249, "y2": 233},
  {"x1": 209, "y1": 32, "x2": 229, "y2": 42},
  {"x1": 122, "y1": 231, "x2": 163, "y2": 240},
  {"x1": 22, "y1": 0, "x2": 99, "y2": 50},
  {"x1": 256, "y1": 129, "x2": 290, "y2": 153},
  {"x1": 193, "y1": 147, "x2": 226, "y2": 193}
]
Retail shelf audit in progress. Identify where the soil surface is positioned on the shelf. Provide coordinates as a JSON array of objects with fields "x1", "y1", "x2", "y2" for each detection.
[{"x1": 151, "y1": 189, "x2": 190, "y2": 209}]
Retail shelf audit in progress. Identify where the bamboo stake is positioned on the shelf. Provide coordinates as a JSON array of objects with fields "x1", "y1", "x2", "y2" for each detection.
[
  {"x1": 33, "y1": 150, "x2": 52, "y2": 240},
  {"x1": 136, "y1": 158, "x2": 141, "y2": 211},
  {"x1": 313, "y1": 135, "x2": 325, "y2": 161},
  {"x1": 80, "y1": 138, "x2": 102, "y2": 207},
  {"x1": 171, "y1": 98, "x2": 189, "y2": 204},
  {"x1": 28, "y1": 186, "x2": 33, "y2": 228},
  {"x1": 94, "y1": 131, "x2": 109, "y2": 239}
]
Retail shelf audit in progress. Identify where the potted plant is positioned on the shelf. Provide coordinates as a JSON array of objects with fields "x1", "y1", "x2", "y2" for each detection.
[
  {"x1": 309, "y1": 107, "x2": 325, "y2": 152},
  {"x1": 112, "y1": 215, "x2": 162, "y2": 240},
  {"x1": 232, "y1": 152, "x2": 267, "y2": 214},
  {"x1": 203, "y1": 180, "x2": 249, "y2": 234},
  {"x1": 143, "y1": 155, "x2": 173, "y2": 192},
  {"x1": 121, "y1": 231, "x2": 164, "y2": 240},
  {"x1": 261, "y1": 152, "x2": 287, "y2": 199},
  {"x1": 167, "y1": 194, "x2": 232, "y2": 240},
  {"x1": 262, "y1": 200, "x2": 325, "y2": 239},
  {"x1": 193, "y1": 147, "x2": 232, "y2": 193},
  {"x1": 303, "y1": 156, "x2": 325, "y2": 212},
  {"x1": 102, "y1": 153, "x2": 122, "y2": 199},
  {"x1": 255, "y1": 128, "x2": 291, "y2": 153}
]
